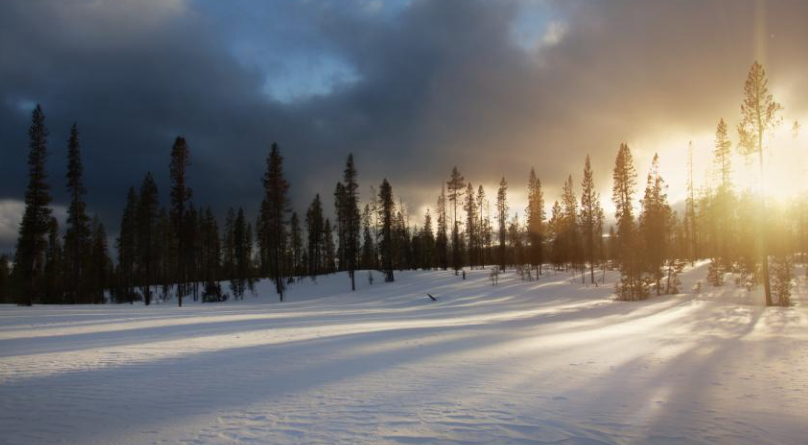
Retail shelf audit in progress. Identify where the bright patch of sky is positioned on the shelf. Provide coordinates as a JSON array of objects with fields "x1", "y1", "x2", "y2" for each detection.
[{"x1": 510, "y1": 0, "x2": 566, "y2": 52}]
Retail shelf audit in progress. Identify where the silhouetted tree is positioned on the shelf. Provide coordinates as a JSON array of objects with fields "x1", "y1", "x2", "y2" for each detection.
[
  {"x1": 378, "y1": 179, "x2": 395, "y2": 282},
  {"x1": 63, "y1": 123, "x2": 91, "y2": 304},
  {"x1": 169, "y1": 136, "x2": 192, "y2": 306},
  {"x1": 260, "y1": 143, "x2": 291, "y2": 301}
]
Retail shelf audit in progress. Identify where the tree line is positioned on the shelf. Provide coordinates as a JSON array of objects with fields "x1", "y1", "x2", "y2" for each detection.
[{"x1": 0, "y1": 61, "x2": 801, "y2": 306}]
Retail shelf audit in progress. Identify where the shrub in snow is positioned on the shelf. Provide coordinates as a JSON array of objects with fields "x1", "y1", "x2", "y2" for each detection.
[
  {"x1": 772, "y1": 254, "x2": 793, "y2": 307},
  {"x1": 707, "y1": 259, "x2": 724, "y2": 287}
]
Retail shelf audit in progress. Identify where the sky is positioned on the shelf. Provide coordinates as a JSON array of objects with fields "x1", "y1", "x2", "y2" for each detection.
[{"x1": 1, "y1": 0, "x2": 808, "y2": 254}]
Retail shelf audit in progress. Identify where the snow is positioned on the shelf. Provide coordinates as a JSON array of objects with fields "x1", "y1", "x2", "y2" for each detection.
[{"x1": 1, "y1": 264, "x2": 807, "y2": 444}]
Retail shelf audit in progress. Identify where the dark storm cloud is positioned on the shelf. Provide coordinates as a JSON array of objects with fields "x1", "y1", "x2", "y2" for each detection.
[{"x1": 1, "y1": 0, "x2": 807, "y2": 252}]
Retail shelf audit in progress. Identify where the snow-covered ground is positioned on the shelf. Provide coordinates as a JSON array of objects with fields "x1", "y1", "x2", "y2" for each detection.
[{"x1": 1, "y1": 264, "x2": 807, "y2": 445}]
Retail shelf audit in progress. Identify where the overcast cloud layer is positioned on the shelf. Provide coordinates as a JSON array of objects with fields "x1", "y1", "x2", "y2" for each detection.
[{"x1": 1, "y1": 0, "x2": 807, "y2": 252}]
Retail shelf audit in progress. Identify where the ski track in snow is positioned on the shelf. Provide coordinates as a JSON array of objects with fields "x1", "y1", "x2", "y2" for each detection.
[{"x1": 1, "y1": 264, "x2": 807, "y2": 444}]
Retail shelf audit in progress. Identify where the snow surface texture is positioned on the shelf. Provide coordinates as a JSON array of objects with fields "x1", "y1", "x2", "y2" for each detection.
[{"x1": 1, "y1": 263, "x2": 807, "y2": 445}]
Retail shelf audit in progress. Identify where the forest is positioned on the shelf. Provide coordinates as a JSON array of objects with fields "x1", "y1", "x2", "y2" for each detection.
[{"x1": 0, "y1": 62, "x2": 802, "y2": 308}]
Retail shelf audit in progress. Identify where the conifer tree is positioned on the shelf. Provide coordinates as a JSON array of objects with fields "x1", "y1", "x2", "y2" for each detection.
[
  {"x1": 421, "y1": 210, "x2": 436, "y2": 269},
  {"x1": 261, "y1": 143, "x2": 291, "y2": 301},
  {"x1": 361, "y1": 203, "x2": 376, "y2": 270},
  {"x1": 63, "y1": 123, "x2": 91, "y2": 304},
  {"x1": 290, "y1": 212, "x2": 303, "y2": 280},
  {"x1": 88, "y1": 215, "x2": 111, "y2": 304},
  {"x1": 43, "y1": 217, "x2": 62, "y2": 303},
  {"x1": 14, "y1": 104, "x2": 53, "y2": 306},
  {"x1": 737, "y1": 61, "x2": 782, "y2": 306},
  {"x1": 435, "y1": 185, "x2": 449, "y2": 270},
  {"x1": 323, "y1": 218, "x2": 337, "y2": 273},
  {"x1": 169, "y1": 136, "x2": 192, "y2": 307},
  {"x1": 526, "y1": 168, "x2": 545, "y2": 278},
  {"x1": 306, "y1": 194, "x2": 324, "y2": 277},
  {"x1": 117, "y1": 187, "x2": 138, "y2": 303},
  {"x1": 684, "y1": 141, "x2": 699, "y2": 262},
  {"x1": 231, "y1": 207, "x2": 249, "y2": 300},
  {"x1": 561, "y1": 174, "x2": 581, "y2": 277},
  {"x1": 639, "y1": 154, "x2": 671, "y2": 295},
  {"x1": 496, "y1": 177, "x2": 508, "y2": 269},
  {"x1": 222, "y1": 207, "x2": 236, "y2": 281},
  {"x1": 338, "y1": 154, "x2": 361, "y2": 290},
  {"x1": 612, "y1": 143, "x2": 645, "y2": 300},
  {"x1": 464, "y1": 182, "x2": 478, "y2": 269},
  {"x1": 713, "y1": 118, "x2": 735, "y2": 268},
  {"x1": 378, "y1": 179, "x2": 395, "y2": 282},
  {"x1": 136, "y1": 172, "x2": 159, "y2": 306},
  {"x1": 580, "y1": 156, "x2": 602, "y2": 284},
  {"x1": 447, "y1": 167, "x2": 465, "y2": 275}
]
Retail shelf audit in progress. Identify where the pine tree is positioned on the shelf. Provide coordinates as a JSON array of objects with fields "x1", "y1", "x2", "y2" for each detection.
[
  {"x1": 261, "y1": 143, "x2": 291, "y2": 301},
  {"x1": 63, "y1": 123, "x2": 91, "y2": 304},
  {"x1": 496, "y1": 177, "x2": 508, "y2": 269},
  {"x1": 713, "y1": 119, "x2": 735, "y2": 268},
  {"x1": 306, "y1": 194, "x2": 324, "y2": 277},
  {"x1": 361, "y1": 203, "x2": 376, "y2": 270},
  {"x1": 13, "y1": 104, "x2": 53, "y2": 306},
  {"x1": 169, "y1": 136, "x2": 192, "y2": 307},
  {"x1": 378, "y1": 179, "x2": 395, "y2": 282},
  {"x1": 549, "y1": 200, "x2": 565, "y2": 270},
  {"x1": 737, "y1": 61, "x2": 782, "y2": 306},
  {"x1": 421, "y1": 210, "x2": 436, "y2": 269},
  {"x1": 464, "y1": 182, "x2": 478, "y2": 269},
  {"x1": 580, "y1": 156, "x2": 602, "y2": 284},
  {"x1": 447, "y1": 167, "x2": 465, "y2": 275},
  {"x1": 323, "y1": 218, "x2": 336, "y2": 273},
  {"x1": 136, "y1": 172, "x2": 159, "y2": 306},
  {"x1": 88, "y1": 215, "x2": 111, "y2": 304},
  {"x1": 561, "y1": 174, "x2": 581, "y2": 277},
  {"x1": 639, "y1": 154, "x2": 671, "y2": 295},
  {"x1": 526, "y1": 168, "x2": 545, "y2": 278},
  {"x1": 684, "y1": 141, "x2": 699, "y2": 262},
  {"x1": 290, "y1": 212, "x2": 303, "y2": 279},
  {"x1": 222, "y1": 207, "x2": 236, "y2": 282},
  {"x1": 338, "y1": 154, "x2": 361, "y2": 290},
  {"x1": 117, "y1": 187, "x2": 138, "y2": 303},
  {"x1": 231, "y1": 208, "x2": 249, "y2": 300},
  {"x1": 477, "y1": 185, "x2": 488, "y2": 267},
  {"x1": 612, "y1": 143, "x2": 645, "y2": 300},
  {"x1": 435, "y1": 185, "x2": 449, "y2": 270},
  {"x1": 43, "y1": 217, "x2": 62, "y2": 303}
]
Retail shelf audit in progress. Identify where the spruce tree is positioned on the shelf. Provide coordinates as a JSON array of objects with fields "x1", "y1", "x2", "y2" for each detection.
[
  {"x1": 43, "y1": 217, "x2": 62, "y2": 303},
  {"x1": 464, "y1": 182, "x2": 478, "y2": 269},
  {"x1": 378, "y1": 179, "x2": 395, "y2": 282},
  {"x1": 306, "y1": 194, "x2": 324, "y2": 277},
  {"x1": 63, "y1": 123, "x2": 91, "y2": 304},
  {"x1": 290, "y1": 212, "x2": 303, "y2": 280},
  {"x1": 561, "y1": 174, "x2": 581, "y2": 278},
  {"x1": 361, "y1": 203, "x2": 376, "y2": 270},
  {"x1": 684, "y1": 141, "x2": 699, "y2": 262},
  {"x1": 737, "y1": 61, "x2": 782, "y2": 306},
  {"x1": 117, "y1": 187, "x2": 138, "y2": 303},
  {"x1": 338, "y1": 154, "x2": 361, "y2": 289},
  {"x1": 169, "y1": 136, "x2": 192, "y2": 307},
  {"x1": 421, "y1": 210, "x2": 435, "y2": 269},
  {"x1": 435, "y1": 185, "x2": 449, "y2": 270},
  {"x1": 136, "y1": 172, "x2": 159, "y2": 306},
  {"x1": 639, "y1": 154, "x2": 671, "y2": 295},
  {"x1": 580, "y1": 156, "x2": 602, "y2": 285},
  {"x1": 13, "y1": 104, "x2": 53, "y2": 306},
  {"x1": 231, "y1": 207, "x2": 248, "y2": 300},
  {"x1": 88, "y1": 215, "x2": 111, "y2": 304},
  {"x1": 496, "y1": 177, "x2": 508, "y2": 270},
  {"x1": 526, "y1": 168, "x2": 545, "y2": 278},
  {"x1": 323, "y1": 218, "x2": 336, "y2": 273},
  {"x1": 612, "y1": 143, "x2": 644, "y2": 300},
  {"x1": 447, "y1": 167, "x2": 465, "y2": 275},
  {"x1": 261, "y1": 143, "x2": 291, "y2": 301}
]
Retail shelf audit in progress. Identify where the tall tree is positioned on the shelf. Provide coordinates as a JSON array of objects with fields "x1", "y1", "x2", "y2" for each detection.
[
  {"x1": 496, "y1": 177, "x2": 508, "y2": 269},
  {"x1": 447, "y1": 167, "x2": 465, "y2": 274},
  {"x1": 136, "y1": 172, "x2": 159, "y2": 306},
  {"x1": 43, "y1": 217, "x2": 62, "y2": 303},
  {"x1": 361, "y1": 203, "x2": 376, "y2": 270},
  {"x1": 526, "y1": 168, "x2": 545, "y2": 278},
  {"x1": 339, "y1": 154, "x2": 361, "y2": 290},
  {"x1": 88, "y1": 215, "x2": 111, "y2": 304},
  {"x1": 580, "y1": 156, "x2": 602, "y2": 284},
  {"x1": 169, "y1": 136, "x2": 192, "y2": 307},
  {"x1": 306, "y1": 194, "x2": 325, "y2": 277},
  {"x1": 261, "y1": 143, "x2": 291, "y2": 301},
  {"x1": 323, "y1": 218, "x2": 336, "y2": 273},
  {"x1": 117, "y1": 187, "x2": 138, "y2": 303},
  {"x1": 13, "y1": 105, "x2": 53, "y2": 306},
  {"x1": 612, "y1": 143, "x2": 644, "y2": 300},
  {"x1": 737, "y1": 61, "x2": 781, "y2": 306},
  {"x1": 435, "y1": 185, "x2": 449, "y2": 270},
  {"x1": 639, "y1": 154, "x2": 671, "y2": 295},
  {"x1": 378, "y1": 179, "x2": 395, "y2": 282},
  {"x1": 464, "y1": 182, "x2": 478, "y2": 269},
  {"x1": 561, "y1": 174, "x2": 581, "y2": 276},
  {"x1": 290, "y1": 212, "x2": 303, "y2": 280},
  {"x1": 63, "y1": 123, "x2": 91, "y2": 304},
  {"x1": 684, "y1": 141, "x2": 699, "y2": 262},
  {"x1": 713, "y1": 118, "x2": 735, "y2": 267}
]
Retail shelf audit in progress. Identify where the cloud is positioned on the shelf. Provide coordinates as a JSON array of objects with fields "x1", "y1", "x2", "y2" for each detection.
[{"x1": 1, "y1": 0, "x2": 807, "y2": 251}]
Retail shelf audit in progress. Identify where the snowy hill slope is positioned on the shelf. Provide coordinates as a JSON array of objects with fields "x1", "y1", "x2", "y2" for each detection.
[{"x1": 1, "y1": 265, "x2": 807, "y2": 444}]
